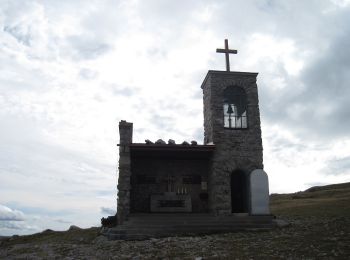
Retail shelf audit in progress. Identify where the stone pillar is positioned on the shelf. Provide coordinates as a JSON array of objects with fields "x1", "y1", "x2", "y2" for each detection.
[
  {"x1": 249, "y1": 169, "x2": 270, "y2": 215},
  {"x1": 117, "y1": 120, "x2": 133, "y2": 224}
]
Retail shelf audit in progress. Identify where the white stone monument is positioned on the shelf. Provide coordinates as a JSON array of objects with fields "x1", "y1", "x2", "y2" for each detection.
[{"x1": 249, "y1": 169, "x2": 270, "y2": 215}]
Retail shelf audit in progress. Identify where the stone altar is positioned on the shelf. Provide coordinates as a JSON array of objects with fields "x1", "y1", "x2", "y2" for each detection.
[{"x1": 150, "y1": 192, "x2": 192, "y2": 213}]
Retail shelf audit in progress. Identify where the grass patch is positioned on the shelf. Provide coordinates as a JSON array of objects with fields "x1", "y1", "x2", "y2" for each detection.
[{"x1": 271, "y1": 182, "x2": 350, "y2": 217}]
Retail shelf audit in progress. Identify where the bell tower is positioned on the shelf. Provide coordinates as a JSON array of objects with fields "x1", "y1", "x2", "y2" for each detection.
[{"x1": 202, "y1": 39, "x2": 266, "y2": 215}]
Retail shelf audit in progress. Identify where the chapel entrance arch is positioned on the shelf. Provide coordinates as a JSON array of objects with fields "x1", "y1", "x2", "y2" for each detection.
[{"x1": 231, "y1": 169, "x2": 248, "y2": 213}]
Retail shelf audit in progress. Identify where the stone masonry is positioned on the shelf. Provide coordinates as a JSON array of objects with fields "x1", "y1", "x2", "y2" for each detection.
[
  {"x1": 117, "y1": 120, "x2": 133, "y2": 224},
  {"x1": 116, "y1": 70, "x2": 267, "y2": 222},
  {"x1": 130, "y1": 157, "x2": 210, "y2": 213},
  {"x1": 201, "y1": 70, "x2": 263, "y2": 215}
]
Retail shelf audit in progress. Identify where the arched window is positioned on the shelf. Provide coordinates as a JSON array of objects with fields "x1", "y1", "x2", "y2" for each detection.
[{"x1": 223, "y1": 86, "x2": 248, "y2": 129}]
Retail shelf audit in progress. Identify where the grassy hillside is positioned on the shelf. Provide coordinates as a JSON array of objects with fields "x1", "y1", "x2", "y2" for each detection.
[
  {"x1": 270, "y1": 182, "x2": 350, "y2": 216},
  {"x1": 1, "y1": 182, "x2": 349, "y2": 259}
]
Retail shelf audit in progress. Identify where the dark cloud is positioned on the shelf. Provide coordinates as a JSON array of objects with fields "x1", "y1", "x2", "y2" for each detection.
[
  {"x1": 259, "y1": 10, "x2": 350, "y2": 141},
  {"x1": 212, "y1": 0, "x2": 335, "y2": 45},
  {"x1": 298, "y1": 28, "x2": 350, "y2": 136}
]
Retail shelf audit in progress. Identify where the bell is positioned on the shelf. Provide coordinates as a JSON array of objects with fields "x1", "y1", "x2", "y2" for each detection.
[{"x1": 227, "y1": 104, "x2": 234, "y2": 114}]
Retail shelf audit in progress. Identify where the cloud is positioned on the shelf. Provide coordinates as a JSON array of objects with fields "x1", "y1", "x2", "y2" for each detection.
[
  {"x1": 305, "y1": 182, "x2": 330, "y2": 188},
  {"x1": 0, "y1": 205, "x2": 25, "y2": 221},
  {"x1": 3, "y1": 25, "x2": 31, "y2": 46},
  {"x1": 254, "y1": 5, "x2": 350, "y2": 142},
  {"x1": 325, "y1": 156, "x2": 350, "y2": 176},
  {"x1": 0, "y1": 221, "x2": 39, "y2": 232},
  {"x1": 100, "y1": 207, "x2": 116, "y2": 216},
  {"x1": 65, "y1": 34, "x2": 112, "y2": 60},
  {"x1": 79, "y1": 68, "x2": 98, "y2": 80},
  {"x1": 261, "y1": 42, "x2": 350, "y2": 139},
  {"x1": 54, "y1": 219, "x2": 72, "y2": 224},
  {"x1": 109, "y1": 84, "x2": 137, "y2": 97},
  {"x1": 0, "y1": 221, "x2": 23, "y2": 230}
]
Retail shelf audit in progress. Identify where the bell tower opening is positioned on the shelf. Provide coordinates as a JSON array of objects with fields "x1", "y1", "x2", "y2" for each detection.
[{"x1": 223, "y1": 86, "x2": 248, "y2": 129}]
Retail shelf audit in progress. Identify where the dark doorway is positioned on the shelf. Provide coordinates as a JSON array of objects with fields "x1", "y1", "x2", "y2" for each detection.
[{"x1": 231, "y1": 170, "x2": 248, "y2": 213}]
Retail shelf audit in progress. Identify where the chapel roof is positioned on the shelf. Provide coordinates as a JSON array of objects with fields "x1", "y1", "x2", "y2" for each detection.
[{"x1": 129, "y1": 142, "x2": 215, "y2": 159}]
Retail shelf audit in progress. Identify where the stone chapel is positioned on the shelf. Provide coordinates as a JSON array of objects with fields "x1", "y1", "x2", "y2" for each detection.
[{"x1": 109, "y1": 40, "x2": 273, "y2": 239}]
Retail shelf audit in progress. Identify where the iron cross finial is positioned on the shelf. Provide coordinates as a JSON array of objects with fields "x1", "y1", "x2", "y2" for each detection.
[{"x1": 216, "y1": 39, "x2": 238, "y2": 72}]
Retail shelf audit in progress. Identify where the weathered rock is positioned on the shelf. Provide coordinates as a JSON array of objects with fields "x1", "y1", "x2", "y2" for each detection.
[
  {"x1": 9, "y1": 235, "x2": 19, "y2": 241},
  {"x1": 101, "y1": 215, "x2": 118, "y2": 227},
  {"x1": 41, "y1": 229, "x2": 54, "y2": 234},
  {"x1": 274, "y1": 219, "x2": 291, "y2": 228},
  {"x1": 68, "y1": 225, "x2": 82, "y2": 231},
  {"x1": 145, "y1": 139, "x2": 153, "y2": 144},
  {"x1": 155, "y1": 139, "x2": 166, "y2": 144},
  {"x1": 168, "y1": 139, "x2": 176, "y2": 145},
  {"x1": 93, "y1": 235, "x2": 108, "y2": 244}
]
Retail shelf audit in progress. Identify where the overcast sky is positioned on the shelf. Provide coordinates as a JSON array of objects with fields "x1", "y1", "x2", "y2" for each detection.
[{"x1": 1, "y1": 0, "x2": 350, "y2": 236}]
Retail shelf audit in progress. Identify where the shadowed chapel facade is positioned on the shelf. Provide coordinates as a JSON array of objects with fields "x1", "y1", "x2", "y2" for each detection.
[{"x1": 114, "y1": 40, "x2": 271, "y2": 237}]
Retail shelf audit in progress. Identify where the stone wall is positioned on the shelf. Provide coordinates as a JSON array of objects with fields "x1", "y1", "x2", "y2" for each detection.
[
  {"x1": 117, "y1": 120, "x2": 133, "y2": 224},
  {"x1": 130, "y1": 157, "x2": 210, "y2": 213},
  {"x1": 201, "y1": 71, "x2": 264, "y2": 215}
]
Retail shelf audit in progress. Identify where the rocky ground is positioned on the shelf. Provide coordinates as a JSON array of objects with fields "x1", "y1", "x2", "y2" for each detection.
[{"x1": 1, "y1": 182, "x2": 349, "y2": 259}]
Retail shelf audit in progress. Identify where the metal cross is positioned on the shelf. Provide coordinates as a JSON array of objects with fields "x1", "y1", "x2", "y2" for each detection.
[{"x1": 216, "y1": 39, "x2": 238, "y2": 72}]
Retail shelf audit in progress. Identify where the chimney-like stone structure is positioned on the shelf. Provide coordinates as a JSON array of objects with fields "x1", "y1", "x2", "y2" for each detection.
[{"x1": 117, "y1": 120, "x2": 133, "y2": 224}]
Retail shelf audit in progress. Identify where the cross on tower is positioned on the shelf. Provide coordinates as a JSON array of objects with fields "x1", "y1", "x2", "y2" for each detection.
[{"x1": 216, "y1": 39, "x2": 238, "y2": 72}]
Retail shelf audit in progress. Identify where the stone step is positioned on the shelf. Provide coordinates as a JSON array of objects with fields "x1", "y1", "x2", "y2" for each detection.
[
  {"x1": 109, "y1": 224, "x2": 274, "y2": 233},
  {"x1": 125, "y1": 217, "x2": 274, "y2": 226},
  {"x1": 106, "y1": 224, "x2": 274, "y2": 240},
  {"x1": 133, "y1": 218, "x2": 273, "y2": 220},
  {"x1": 128, "y1": 213, "x2": 271, "y2": 218},
  {"x1": 120, "y1": 221, "x2": 273, "y2": 228},
  {"x1": 127, "y1": 214, "x2": 273, "y2": 220},
  {"x1": 126, "y1": 218, "x2": 273, "y2": 223},
  {"x1": 103, "y1": 214, "x2": 276, "y2": 240}
]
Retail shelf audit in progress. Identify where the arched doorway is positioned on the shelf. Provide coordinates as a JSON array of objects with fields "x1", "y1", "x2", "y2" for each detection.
[{"x1": 231, "y1": 170, "x2": 248, "y2": 213}]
